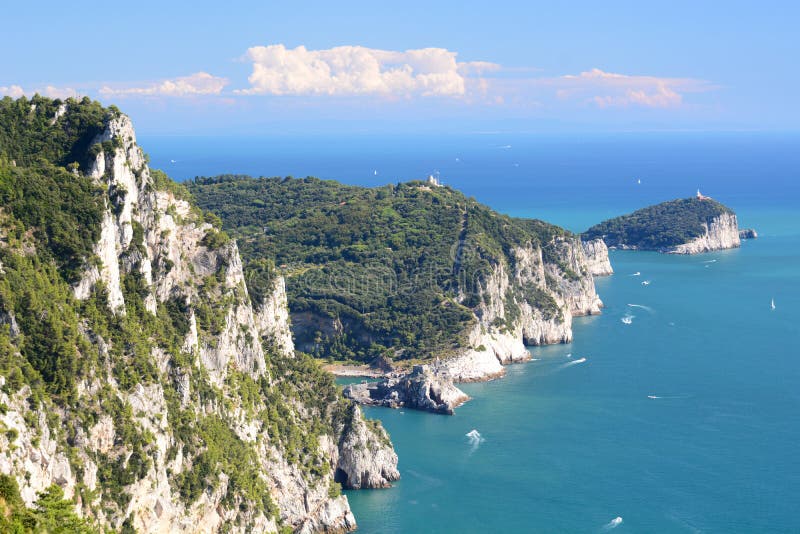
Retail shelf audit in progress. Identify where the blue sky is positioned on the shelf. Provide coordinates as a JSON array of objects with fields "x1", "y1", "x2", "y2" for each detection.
[{"x1": 2, "y1": 0, "x2": 797, "y2": 134}]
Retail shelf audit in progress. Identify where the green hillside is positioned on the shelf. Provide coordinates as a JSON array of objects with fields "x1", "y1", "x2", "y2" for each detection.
[{"x1": 190, "y1": 175, "x2": 571, "y2": 363}]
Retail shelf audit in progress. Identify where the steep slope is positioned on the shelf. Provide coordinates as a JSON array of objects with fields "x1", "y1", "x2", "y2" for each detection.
[
  {"x1": 190, "y1": 175, "x2": 604, "y2": 383},
  {"x1": 0, "y1": 96, "x2": 397, "y2": 532},
  {"x1": 583, "y1": 197, "x2": 741, "y2": 254}
]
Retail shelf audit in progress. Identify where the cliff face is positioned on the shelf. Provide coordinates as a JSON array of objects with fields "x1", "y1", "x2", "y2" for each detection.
[
  {"x1": 0, "y1": 102, "x2": 397, "y2": 533},
  {"x1": 667, "y1": 212, "x2": 740, "y2": 254},
  {"x1": 581, "y1": 238, "x2": 614, "y2": 276},
  {"x1": 434, "y1": 237, "x2": 602, "y2": 383}
]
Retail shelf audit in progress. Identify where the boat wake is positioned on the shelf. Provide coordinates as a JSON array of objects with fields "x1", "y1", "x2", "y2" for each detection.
[
  {"x1": 466, "y1": 429, "x2": 485, "y2": 453},
  {"x1": 630, "y1": 272, "x2": 641, "y2": 276},
  {"x1": 641, "y1": 280, "x2": 651, "y2": 286},
  {"x1": 627, "y1": 303, "x2": 654, "y2": 313},
  {"x1": 561, "y1": 357, "x2": 587, "y2": 368},
  {"x1": 602, "y1": 517, "x2": 623, "y2": 530},
  {"x1": 621, "y1": 314, "x2": 634, "y2": 325},
  {"x1": 702, "y1": 259, "x2": 717, "y2": 264}
]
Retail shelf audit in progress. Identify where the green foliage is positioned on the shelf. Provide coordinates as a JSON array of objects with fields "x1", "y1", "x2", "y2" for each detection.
[
  {"x1": 0, "y1": 95, "x2": 108, "y2": 170},
  {"x1": 583, "y1": 197, "x2": 734, "y2": 249},
  {"x1": 0, "y1": 475, "x2": 99, "y2": 533},
  {"x1": 189, "y1": 175, "x2": 571, "y2": 363},
  {"x1": 0, "y1": 253, "x2": 86, "y2": 399},
  {"x1": 0, "y1": 160, "x2": 103, "y2": 283},
  {"x1": 244, "y1": 258, "x2": 277, "y2": 306}
]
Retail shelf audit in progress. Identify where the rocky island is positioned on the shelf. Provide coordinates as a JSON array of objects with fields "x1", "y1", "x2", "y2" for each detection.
[{"x1": 583, "y1": 195, "x2": 748, "y2": 254}]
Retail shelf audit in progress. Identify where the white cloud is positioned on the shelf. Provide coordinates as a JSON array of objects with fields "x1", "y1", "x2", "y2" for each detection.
[
  {"x1": 0, "y1": 85, "x2": 25, "y2": 98},
  {"x1": 0, "y1": 84, "x2": 80, "y2": 99},
  {"x1": 555, "y1": 68, "x2": 711, "y2": 108},
  {"x1": 238, "y1": 44, "x2": 493, "y2": 97},
  {"x1": 99, "y1": 72, "x2": 228, "y2": 97}
]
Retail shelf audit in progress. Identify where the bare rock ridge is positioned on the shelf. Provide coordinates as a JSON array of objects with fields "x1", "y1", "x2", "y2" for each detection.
[{"x1": 0, "y1": 100, "x2": 397, "y2": 533}]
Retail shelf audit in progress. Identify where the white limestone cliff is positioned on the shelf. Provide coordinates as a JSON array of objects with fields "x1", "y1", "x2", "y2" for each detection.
[
  {"x1": 581, "y1": 238, "x2": 614, "y2": 276},
  {"x1": 0, "y1": 106, "x2": 397, "y2": 533},
  {"x1": 434, "y1": 238, "x2": 602, "y2": 383},
  {"x1": 667, "y1": 212, "x2": 741, "y2": 254}
]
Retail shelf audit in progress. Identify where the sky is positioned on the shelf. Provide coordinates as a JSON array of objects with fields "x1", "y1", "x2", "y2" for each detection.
[{"x1": 2, "y1": 0, "x2": 798, "y2": 134}]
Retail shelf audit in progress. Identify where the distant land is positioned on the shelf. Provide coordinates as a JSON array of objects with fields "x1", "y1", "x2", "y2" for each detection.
[{"x1": 583, "y1": 195, "x2": 756, "y2": 254}]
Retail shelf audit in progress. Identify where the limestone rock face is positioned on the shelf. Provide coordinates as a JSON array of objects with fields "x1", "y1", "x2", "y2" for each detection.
[
  {"x1": 581, "y1": 238, "x2": 614, "y2": 276},
  {"x1": 254, "y1": 276, "x2": 295, "y2": 358},
  {"x1": 668, "y1": 212, "x2": 741, "y2": 254},
  {"x1": 0, "y1": 105, "x2": 397, "y2": 533},
  {"x1": 436, "y1": 238, "x2": 602, "y2": 383},
  {"x1": 335, "y1": 404, "x2": 400, "y2": 489},
  {"x1": 343, "y1": 366, "x2": 470, "y2": 415}
]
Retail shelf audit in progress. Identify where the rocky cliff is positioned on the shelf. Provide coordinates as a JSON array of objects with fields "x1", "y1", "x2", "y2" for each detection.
[
  {"x1": 667, "y1": 212, "x2": 740, "y2": 254},
  {"x1": 431, "y1": 237, "x2": 602, "y2": 383},
  {"x1": 0, "y1": 98, "x2": 397, "y2": 533},
  {"x1": 581, "y1": 238, "x2": 614, "y2": 276}
]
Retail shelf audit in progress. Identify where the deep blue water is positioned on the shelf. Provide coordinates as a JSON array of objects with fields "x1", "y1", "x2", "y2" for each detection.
[{"x1": 143, "y1": 132, "x2": 800, "y2": 532}]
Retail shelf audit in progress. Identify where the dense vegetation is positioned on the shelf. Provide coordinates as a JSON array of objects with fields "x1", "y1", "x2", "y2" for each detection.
[
  {"x1": 0, "y1": 95, "x2": 114, "y2": 170},
  {"x1": 0, "y1": 475, "x2": 98, "y2": 533},
  {"x1": 583, "y1": 197, "x2": 734, "y2": 250},
  {"x1": 190, "y1": 175, "x2": 570, "y2": 363}
]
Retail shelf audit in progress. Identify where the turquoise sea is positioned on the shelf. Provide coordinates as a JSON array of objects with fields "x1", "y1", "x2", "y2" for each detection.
[{"x1": 144, "y1": 132, "x2": 800, "y2": 532}]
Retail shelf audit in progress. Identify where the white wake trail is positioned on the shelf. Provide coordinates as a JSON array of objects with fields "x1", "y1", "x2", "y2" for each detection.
[{"x1": 602, "y1": 516, "x2": 623, "y2": 530}]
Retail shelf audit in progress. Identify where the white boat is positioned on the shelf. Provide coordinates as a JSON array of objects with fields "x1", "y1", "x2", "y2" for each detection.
[{"x1": 771, "y1": 298, "x2": 776, "y2": 310}]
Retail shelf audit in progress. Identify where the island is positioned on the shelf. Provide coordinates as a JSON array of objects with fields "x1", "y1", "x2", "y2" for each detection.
[{"x1": 583, "y1": 192, "x2": 749, "y2": 254}]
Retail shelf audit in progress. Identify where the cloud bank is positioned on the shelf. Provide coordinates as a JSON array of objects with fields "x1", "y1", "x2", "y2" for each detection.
[
  {"x1": 555, "y1": 68, "x2": 712, "y2": 108},
  {"x1": 1, "y1": 85, "x2": 81, "y2": 99},
  {"x1": 238, "y1": 45, "x2": 497, "y2": 97},
  {"x1": 99, "y1": 72, "x2": 228, "y2": 97}
]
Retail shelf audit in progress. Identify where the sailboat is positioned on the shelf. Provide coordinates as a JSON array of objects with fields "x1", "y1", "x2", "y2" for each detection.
[{"x1": 771, "y1": 298, "x2": 776, "y2": 310}]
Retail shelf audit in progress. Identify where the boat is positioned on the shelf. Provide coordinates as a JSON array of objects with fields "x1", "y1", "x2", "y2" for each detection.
[{"x1": 771, "y1": 298, "x2": 776, "y2": 310}]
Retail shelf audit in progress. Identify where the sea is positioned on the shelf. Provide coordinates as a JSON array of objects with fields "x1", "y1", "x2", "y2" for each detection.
[{"x1": 143, "y1": 131, "x2": 800, "y2": 533}]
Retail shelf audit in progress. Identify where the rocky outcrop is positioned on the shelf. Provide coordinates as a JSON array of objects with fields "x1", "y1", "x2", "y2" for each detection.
[
  {"x1": 335, "y1": 404, "x2": 400, "y2": 489},
  {"x1": 668, "y1": 212, "x2": 740, "y2": 254},
  {"x1": 343, "y1": 366, "x2": 470, "y2": 415},
  {"x1": 581, "y1": 238, "x2": 614, "y2": 276},
  {"x1": 739, "y1": 228, "x2": 758, "y2": 239},
  {"x1": 254, "y1": 276, "x2": 295, "y2": 357}
]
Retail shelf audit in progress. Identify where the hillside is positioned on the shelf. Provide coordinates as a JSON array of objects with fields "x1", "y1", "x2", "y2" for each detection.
[
  {"x1": 583, "y1": 197, "x2": 740, "y2": 253},
  {"x1": 190, "y1": 175, "x2": 605, "y2": 381},
  {"x1": 0, "y1": 96, "x2": 397, "y2": 533}
]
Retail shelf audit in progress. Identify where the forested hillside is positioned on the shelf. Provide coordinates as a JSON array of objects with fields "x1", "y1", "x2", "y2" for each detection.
[{"x1": 190, "y1": 175, "x2": 577, "y2": 364}]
